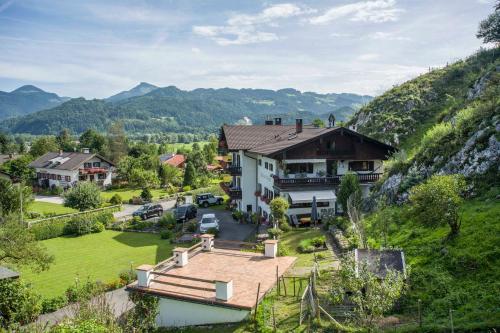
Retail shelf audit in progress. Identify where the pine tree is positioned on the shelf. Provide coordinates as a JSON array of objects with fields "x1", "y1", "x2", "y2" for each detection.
[{"x1": 183, "y1": 161, "x2": 196, "y2": 187}]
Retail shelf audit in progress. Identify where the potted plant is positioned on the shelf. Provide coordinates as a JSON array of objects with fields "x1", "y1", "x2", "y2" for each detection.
[{"x1": 254, "y1": 190, "x2": 261, "y2": 197}]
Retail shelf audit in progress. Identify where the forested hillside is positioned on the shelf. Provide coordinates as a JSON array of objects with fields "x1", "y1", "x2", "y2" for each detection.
[
  {"x1": 351, "y1": 47, "x2": 499, "y2": 330},
  {"x1": 0, "y1": 86, "x2": 371, "y2": 135},
  {"x1": 0, "y1": 85, "x2": 69, "y2": 120}
]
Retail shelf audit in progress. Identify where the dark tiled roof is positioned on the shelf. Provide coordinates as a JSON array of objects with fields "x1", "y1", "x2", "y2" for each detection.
[
  {"x1": 355, "y1": 249, "x2": 406, "y2": 278},
  {"x1": 29, "y1": 152, "x2": 114, "y2": 171},
  {"x1": 0, "y1": 266, "x2": 19, "y2": 280},
  {"x1": 222, "y1": 125, "x2": 297, "y2": 150}
]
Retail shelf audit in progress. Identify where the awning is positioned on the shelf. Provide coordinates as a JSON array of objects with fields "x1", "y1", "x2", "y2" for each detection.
[{"x1": 288, "y1": 190, "x2": 336, "y2": 204}]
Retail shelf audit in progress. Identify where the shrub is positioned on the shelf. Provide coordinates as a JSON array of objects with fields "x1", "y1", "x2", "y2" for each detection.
[
  {"x1": 30, "y1": 219, "x2": 67, "y2": 240},
  {"x1": 311, "y1": 236, "x2": 326, "y2": 247},
  {"x1": 206, "y1": 227, "x2": 219, "y2": 237},
  {"x1": 65, "y1": 279, "x2": 104, "y2": 303},
  {"x1": 160, "y1": 230, "x2": 174, "y2": 239},
  {"x1": 279, "y1": 221, "x2": 292, "y2": 232},
  {"x1": 182, "y1": 185, "x2": 192, "y2": 192},
  {"x1": 119, "y1": 269, "x2": 137, "y2": 285},
  {"x1": 338, "y1": 172, "x2": 362, "y2": 213},
  {"x1": 269, "y1": 197, "x2": 289, "y2": 224},
  {"x1": 92, "y1": 222, "x2": 105, "y2": 233},
  {"x1": 41, "y1": 296, "x2": 67, "y2": 314},
  {"x1": 108, "y1": 193, "x2": 122, "y2": 205},
  {"x1": 186, "y1": 221, "x2": 197, "y2": 232},
  {"x1": 129, "y1": 196, "x2": 144, "y2": 205},
  {"x1": 140, "y1": 188, "x2": 152, "y2": 202},
  {"x1": 64, "y1": 216, "x2": 96, "y2": 236},
  {"x1": 63, "y1": 182, "x2": 102, "y2": 211},
  {"x1": 0, "y1": 278, "x2": 41, "y2": 328},
  {"x1": 49, "y1": 185, "x2": 64, "y2": 196},
  {"x1": 95, "y1": 212, "x2": 114, "y2": 227},
  {"x1": 409, "y1": 174, "x2": 465, "y2": 235},
  {"x1": 420, "y1": 122, "x2": 453, "y2": 152},
  {"x1": 298, "y1": 240, "x2": 315, "y2": 253},
  {"x1": 158, "y1": 212, "x2": 176, "y2": 229},
  {"x1": 278, "y1": 243, "x2": 291, "y2": 256},
  {"x1": 267, "y1": 227, "x2": 283, "y2": 239}
]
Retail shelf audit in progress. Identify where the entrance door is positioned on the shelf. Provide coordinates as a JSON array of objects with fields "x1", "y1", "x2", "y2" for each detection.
[{"x1": 327, "y1": 160, "x2": 338, "y2": 176}]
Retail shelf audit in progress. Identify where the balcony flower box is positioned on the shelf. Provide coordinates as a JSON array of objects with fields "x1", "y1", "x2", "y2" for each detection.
[{"x1": 254, "y1": 191, "x2": 261, "y2": 197}]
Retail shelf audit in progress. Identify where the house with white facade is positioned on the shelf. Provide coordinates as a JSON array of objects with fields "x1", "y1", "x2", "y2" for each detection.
[
  {"x1": 29, "y1": 149, "x2": 114, "y2": 189},
  {"x1": 219, "y1": 118, "x2": 395, "y2": 223}
]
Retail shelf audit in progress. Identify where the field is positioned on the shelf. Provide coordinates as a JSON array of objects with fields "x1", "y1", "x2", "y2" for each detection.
[
  {"x1": 21, "y1": 230, "x2": 175, "y2": 298},
  {"x1": 28, "y1": 201, "x2": 77, "y2": 217}
]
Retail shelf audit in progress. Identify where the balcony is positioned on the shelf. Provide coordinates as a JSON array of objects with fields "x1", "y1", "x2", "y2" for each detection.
[
  {"x1": 79, "y1": 167, "x2": 109, "y2": 175},
  {"x1": 273, "y1": 173, "x2": 382, "y2": 189},
  {"x1": 226, "y1": 165, "x2": 242, "y2": 176},
  {"x1": 228, "y1": 188, "x2": 242, "y2": 200}
]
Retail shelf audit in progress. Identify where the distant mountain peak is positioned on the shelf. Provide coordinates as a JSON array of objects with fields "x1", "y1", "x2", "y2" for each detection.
[
  {"x1": 137, "y1": 82, "x2": 157, "y2": 88},
  {"x1": 106, "y1": 82, "x2": 159, "y2": 102},
  {"x1": 12, "y1": 85, "x2": 46, "y2": 94}
]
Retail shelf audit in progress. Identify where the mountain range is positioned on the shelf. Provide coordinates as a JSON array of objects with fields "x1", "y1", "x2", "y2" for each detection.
[
  {"x1": 0, "y1": 84, "x2": 372, "y2": 135},
  {"x1": 0, "y1": 85, "x2": 69, "y2": 120}
]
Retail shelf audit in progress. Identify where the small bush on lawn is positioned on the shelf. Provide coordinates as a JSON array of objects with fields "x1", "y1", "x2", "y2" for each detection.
[
  {"x1": 157, "y1": 212, "x2": 176, "y2": 229},
  {"x1": 129, "y1": 220, "x2": 154, "y2": 231},
  {"x1": 278, "y1": 243, "x2": 291, "y2": 256},
  {"x1": 95, "y1": 211, "x2": 114, "y2": 227},
  {"x1": 140, "y1": 188, "x2": 153, "y2": 202},
  {"x1": 312, "y1": 236, "x2": 326, "y2": 247},
  {"x1": 41, "y1": 296, "x2": 68, "y2": 314},
  {"x1": 186, "y1": 221, "x2": 198, "y2": 232},
  {"x1": 108, "y1": 194, "x2": 122, "y2": 205},
  {"x1": 268, "y1": 227, "x2": 283, "y2": 239},
  {"x1": 160, "y1": 230, "x2": 174, "y2": 239},
  {"x1": 92, "y1": 222, "x2": 105, "y2": 233},
  {"x1": 298, "y1": 236, "x2": 326, "y2": 253},
  {"x1": 64, "y1": 215, "x2": 104, "y2": 236}
]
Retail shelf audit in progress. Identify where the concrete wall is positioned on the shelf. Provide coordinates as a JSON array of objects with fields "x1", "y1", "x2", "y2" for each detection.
[{"x1": 156, "y1": 297, "x2": 249, "y2": 327}]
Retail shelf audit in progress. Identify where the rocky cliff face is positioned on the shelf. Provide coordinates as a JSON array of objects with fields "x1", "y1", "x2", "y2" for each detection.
[{"x1": 351, "y1": 48, "x2": 500, "y2": 203}]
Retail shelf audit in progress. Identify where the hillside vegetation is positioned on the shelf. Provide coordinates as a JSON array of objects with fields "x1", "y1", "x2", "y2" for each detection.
[
  {"x1": 349, "y1": 47, "x2": 499, "y2": 331},
  {"x1": 0, "y1": 86, "x2": 371, "y2": 135}
]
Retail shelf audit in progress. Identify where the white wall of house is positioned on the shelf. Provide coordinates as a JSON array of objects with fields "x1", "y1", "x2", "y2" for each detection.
[
  {"x1": 35, "y1": 168, "x2": 79, "y2": 188},
  {"x1": 240, "y1": 151, "x2": 257, "y2": 212},
  {"x1": 156, "y1": 297, "x2": 249, "y2": 327}
]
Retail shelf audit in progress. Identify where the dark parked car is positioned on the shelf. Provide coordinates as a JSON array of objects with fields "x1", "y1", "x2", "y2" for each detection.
[
  {"x1": 175, "y1": 204, "x2": 197, "y2": 222},
  {"x1": 132, "y1": 204, "x2": 163, "y2": 220},
  {"x1": 195, "y1": 193, "x2": 224, "y2": 208}
]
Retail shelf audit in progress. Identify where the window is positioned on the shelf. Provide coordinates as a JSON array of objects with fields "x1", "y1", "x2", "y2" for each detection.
[
  {"x1": 348, "y1": 161, "x2": 374, "y2": 172},
  {"x1": 93, "y1": 162, "x2": 101, "y2": 167},
  {"x1": 290, "y1": 201, "x2": 330, "y2": 208},
  {"x1": 287, "y1": 163, "x2": 314, "y2": 174},
  {"x1": 258, "y1": 159, "x2": 262, "y2": 166},
  {"x1": 84, "y1": 162, "x2": 92, "y2": 168},
  {"x1": 269, "y1": 163, "x2": 274, "y2": 172},
  {"x1": 98, "y1": 173, "x2": 106, "y2": 180},
  {"x1": 65, "y1": 176, "x2": 71, "y2": 182},
  {"x1": 264, "y1": 162, "x2": 269, "y2": 170},
  {"x1": 57, "y1": 175, "x2": 62, "y2": 180}
]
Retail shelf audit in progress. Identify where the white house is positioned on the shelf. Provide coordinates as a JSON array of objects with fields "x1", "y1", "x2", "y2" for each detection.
[
  {"x1": 219, "y1": 118, "x2": 395, "y2": 223},
  {"x1": 29, "y1": 150, "x2": 114, "y2": 189},
  {"x1": 127, "y1": 235, "x2": 295, "y2": 327}
]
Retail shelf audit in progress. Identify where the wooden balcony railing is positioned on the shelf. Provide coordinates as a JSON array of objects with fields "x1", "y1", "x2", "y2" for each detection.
[{"x1": 273, "y1": 173, "x2": 382, "y2": 188}]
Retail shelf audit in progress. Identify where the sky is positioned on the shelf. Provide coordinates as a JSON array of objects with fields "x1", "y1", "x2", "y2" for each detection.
[{"x1": 0, "y1": 0, "x2": 496, "y2": 98}]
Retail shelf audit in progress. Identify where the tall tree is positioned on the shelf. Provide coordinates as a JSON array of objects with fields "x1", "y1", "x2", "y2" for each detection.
[
  {"x1": 159, "y1": 164, "x2": 182, "y2": 187},
  {"x1": 338, "y1": 172, "x2": 362, "y2": 214},
  {"x1": 0, "y1": 155, "x2": 35, "y2": 183},
  {"x1": 477, "y1": 2, "x2": 500, "y2": 44},
  {"x1": 56, "y1": 128, "x2": 76, "y2": 152},
  {"x1": 79, "y1": 129, "x2": 107, "y2": 155},
  {"x1": 30, "y1": 136, "x2": 59, "y2": 157},
  {"x1": 0, "y1": 215, "x2": 54, "y2": 272},
  {"x1": 107, "y1": 122, "x2": 128, "y2": 163},
  {"x1": 183, "y1": 161, "x2": 196, "y2": 187},
  {"x1": 0, "y1": 178, "x2": 33, "y2": 217}
]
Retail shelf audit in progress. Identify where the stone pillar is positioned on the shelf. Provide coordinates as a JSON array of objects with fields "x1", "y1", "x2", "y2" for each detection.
[
  {"x1": 264, "y1": 239, "x2": 278, "y2": 258},
  {"x1": 215, "y1": 279, "x2": 233, "y2": 301},
  {"x1": 201, "y1": 234, "x2": 214, "y2": 251},
  {"x1": 173, "y1": 248, "x2": 189, "y2": 267},
  {"x1": 136, "y1": 264, "x2": 154, "y2": 287}
]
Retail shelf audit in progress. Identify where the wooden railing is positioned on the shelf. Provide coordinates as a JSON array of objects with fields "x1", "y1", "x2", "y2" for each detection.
[
  {"x1": 274, "y1": 173, "x2": 382, "y2": 188},
  {"x1": 228, "y1": 188, "x2": 242, "y2": 199},
  {"x1": 226, "y1": 165, "x2": 242, "y2": 175}
]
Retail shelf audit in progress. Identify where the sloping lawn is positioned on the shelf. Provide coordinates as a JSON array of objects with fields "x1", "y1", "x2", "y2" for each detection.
[
  {"x1": 21, "y1": 230, "x2": 175, "y2": 298},
  {"x1": 28, "y1": 201, "x2": 77, "y2": 217},
  {"x1": 101, "y1": 188, "x2": 171, "y2": 202},
  {"x1": 280, "y1": 228, "x2": 324, "y2": 267}
]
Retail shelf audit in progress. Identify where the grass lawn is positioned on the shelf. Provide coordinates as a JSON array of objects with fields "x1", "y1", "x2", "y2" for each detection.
[
  {"x1": 101, "y1": 188, "x2": 172, "y2": 202},
  {"x1": 280, "y1": 228, "x2": 325, "y2": 267},
  {"x1": 28, "y1": 201, "x2": 77, "y2": 217},
  {"x1": 21, "y1": 230, "x2": 175, "y2": 298}
]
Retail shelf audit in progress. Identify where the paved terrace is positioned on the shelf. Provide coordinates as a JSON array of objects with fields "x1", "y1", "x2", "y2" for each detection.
[{"x1": 127, "y1": 241, "x2": 296, "y2": 310}]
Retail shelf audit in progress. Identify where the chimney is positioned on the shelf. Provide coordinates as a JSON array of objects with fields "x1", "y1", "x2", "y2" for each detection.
[
  {"x1": 264, "y1": 239, "x2": 278, "y2": 258},
  {"x1": 136, "y1": 264, "x2": 153, "y2": 287},
  {"x1": 82, "y1": 148, "x2": 90, "y2": 154},
  {"x1": 328, "y1": 113, "x2": 336, "y2": 128},
  {"x1": 274, "y1": 117, "x2": 282, "y2": 126},
  {"x1": 201, "y1": 234, "x2": 214, "y2": 251},
  {"x1": 173, "y1": 248, "x2": 189, "y2": 267},
  {"x1": 215, "y1": 278, "x2": 233, "y2": 301},
  {"x1": 295, "y1": 119, "x2": 303, "y2": 133}
]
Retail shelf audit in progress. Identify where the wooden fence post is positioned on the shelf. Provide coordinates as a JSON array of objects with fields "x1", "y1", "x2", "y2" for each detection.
[
  {"x1": 281, "y1": 276, "x2": 287, "y2": 296},
  {"x1": 276, "y1": 266, "x2": 279, "y2": 296},
  {"x1": 293, "y1": 276, "x2": 296, "y2": 297},
  {"x1": 253, "y1": 282, "x2": 261, "y2": 321}
]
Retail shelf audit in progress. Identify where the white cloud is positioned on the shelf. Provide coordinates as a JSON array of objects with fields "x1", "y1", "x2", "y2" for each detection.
[
  {"x1": 310, "y1": 0, "x2": 403, "y2": 25},
  {"x1": 331, "y1": 32, "x2": 352, "y2": 37},
  {"x1": 193, "y1": 3, "x2": 311, "y2": 46},
  {"x1": 368, "y1": 31, "x2": 410, "y2": 41},
  {"x1": 191, "y1": 47, "x2": 201, "y2": 54},
  {"x1": 357, "y1": 53, "x2": 380, "y2": 61}
]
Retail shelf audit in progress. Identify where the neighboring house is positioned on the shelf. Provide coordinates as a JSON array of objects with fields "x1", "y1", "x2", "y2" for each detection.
[
  {"x1": 29, "y1": 150, "x2": 114, "y2": 188},
  {"x1": 160, "y1": 153, "x2": 186, "y2": 168},
  {"x1": 218, "y1": 117, "x2": 395, "y2": 221},
  {"x1": 354, "y1": 248, "x2": 407, "y2": 279},
  {"x1": 127, "y1": 235, "x2": 295, "y2": 327},
  {"x1": 0, "y1": 266, "x2": 20, "y2": 280}
]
